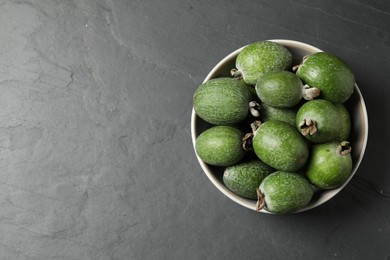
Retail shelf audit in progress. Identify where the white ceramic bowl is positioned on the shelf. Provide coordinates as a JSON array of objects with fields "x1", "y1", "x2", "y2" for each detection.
[{"x1": 191, "y1": 39, "x2": 369, "y2": 213}]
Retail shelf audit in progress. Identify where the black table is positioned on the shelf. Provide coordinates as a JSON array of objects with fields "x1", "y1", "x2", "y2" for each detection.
[{"x1": 0, "y1": 1, "x2": 389, "y2": 259}]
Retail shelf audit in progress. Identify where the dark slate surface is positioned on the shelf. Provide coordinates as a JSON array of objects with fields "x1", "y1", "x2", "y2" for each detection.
[{"x1": 0, "y1": 0, "x2": 389, "y2": 259}]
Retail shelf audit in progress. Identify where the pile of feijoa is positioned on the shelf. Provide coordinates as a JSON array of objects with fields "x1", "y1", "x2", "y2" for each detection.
[{"x1": 193, "y1": 40, "x2": 355, "y2": 214}]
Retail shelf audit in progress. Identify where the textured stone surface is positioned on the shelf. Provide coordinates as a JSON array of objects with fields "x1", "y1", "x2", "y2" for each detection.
[{"x1": 0, "y1": 0, "x2": 389, "y2": 259}]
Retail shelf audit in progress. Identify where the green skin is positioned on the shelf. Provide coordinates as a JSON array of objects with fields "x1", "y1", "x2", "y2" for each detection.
[
  {"x1": 260, "y1": 103, "x2": 297, "y2": 127},
  {"x1": 253, "y1": 120, "x2": 309, "y2": 172},
  {"x1": 195, "y1": 126, "x2": 245, "y2": 167},
  {"x1": 305, "y1": 142, "x2": 352, "y2": 189},
  {"x1": 296, "y1": 52, "x2": 355, "y2": 104},
  {"x1": 259, "y1": 171, "x2": 313, "y2": 214},
  {"x1": 193, "y1": 78, "x2": 251, "y2": 125},
  {"x1": 256, "y1": 70, "x2": 303, "y2": 108},
  {"x1": 223, "y1": 160, "x2": 274, "y2": 199},
  {"x1": 236, "y1": 41, "x2": 292, "y2": 85},
  {"x1": 335, "y1": 104, "x2": 351, "y2": 141},
  {"x1": 296, "y1": 99, "x2": 340, "y2": 143}
]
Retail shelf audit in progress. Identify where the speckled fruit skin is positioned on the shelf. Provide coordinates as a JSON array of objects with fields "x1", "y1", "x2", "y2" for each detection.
[
  {"x1": 223, "y1": 160, "x2": 274, "y2": 199},
  {"x1": 260, "y1": 103, "x2": 297, "y2": 126},
  {"x1": 252, "y1": 120, "x2": 309, "y2": 172},
  {"x1": 335, "y1": 104, "x2": 351, "y2": 141},
  {"x1": 259, "y1": 171, "x2": 313, "y2": 214},
  {"x1": 305, "y1": 142, "x2": 353, "y2": 189},
  {"x1": 193, "y1": 77, "x2": 251, "y2": 125},
  {"x1": 195, "y1": 126, "x2": 245, "y2": 167},
  {"x1": 296, "y1": 52, "x2": 355, "y2": 104},
  {"x1": 256, "y1": 70, "x2": 303, "y2": 108},
  {"x1": 296, "y1": 99, "x2": 340, "y2": 143},
  {"x1": 236, "y1": 41, "x2": 292, "y2": 85}
]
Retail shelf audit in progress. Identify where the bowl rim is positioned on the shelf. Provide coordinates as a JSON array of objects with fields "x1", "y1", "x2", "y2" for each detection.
[{"x1": 191, "y1": 39, "x2": 369, "y2": 213}]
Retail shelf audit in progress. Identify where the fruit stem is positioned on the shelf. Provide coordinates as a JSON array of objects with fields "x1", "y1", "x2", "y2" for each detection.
[
  {"x1": 255, "y1": 188, "x2": 265, "y2": 212},
  {"x1": 302, "y1": 84, "x2": 320, "y2": 100},
  {"x1": 299, "y1": 118, "x2": 317, "y2": 136},
  {"x1": 230, "y1": 68, "x2": 243, "y2": 79},
  {"x1": 338, "y1": 141, "x2": 352, "y2": 155},
  {"x1": 249, "y1": 101, "x2": 261, "y2": 117}
]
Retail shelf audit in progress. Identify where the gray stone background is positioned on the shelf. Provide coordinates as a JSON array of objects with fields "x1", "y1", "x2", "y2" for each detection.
[{"x1": 0, "y1": 0, "x2": 389, "y2": 259}]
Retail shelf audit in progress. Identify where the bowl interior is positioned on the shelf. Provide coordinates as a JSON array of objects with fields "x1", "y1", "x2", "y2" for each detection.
[{"x1": 191, "y1": 39, "x2": 368, "y2": 213}]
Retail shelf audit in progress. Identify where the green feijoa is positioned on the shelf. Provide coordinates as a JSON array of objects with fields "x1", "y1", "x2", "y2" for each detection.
[
  {"x1": 252, "y1": 120, "x2": 309, "y2": 172},
  {"x1": 234, "y1": 41, "x2": 292, "y2": 85},
  {"x1": 223, "y1": 160, "x2": 274, "y2": 199},
  {"x1": 295, "y1": 52, "x2": 355, "y2": 103},
  {"x1": 296, "y1": 99, "x2": 339, "y2": 143},
  {"x1": 260, "y1": 103, "x2": 297, "y2": 127},
  {"x1": 255, "y1": 70, "x2": 319, "y2": 108},
  {"x1": 256, "y1": 171, "x2": 313, "y2": 213},
  {"x1": 193, "y1": 77, "x2": 251, "y2": 125},
  {"x1": 305, "y1": 141, "x2": 353, "y2": 189},
  {"x1": 195, "y1": 126, "x2": 245, "y2": 167},
  {"x1": 335, "y1": 104, "x2": 351, "y2": 141}
]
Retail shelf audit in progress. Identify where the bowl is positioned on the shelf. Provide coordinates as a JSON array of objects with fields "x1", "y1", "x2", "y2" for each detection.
[{"x1": 191, "y1": 39, "x2": 369, "y2": 213}]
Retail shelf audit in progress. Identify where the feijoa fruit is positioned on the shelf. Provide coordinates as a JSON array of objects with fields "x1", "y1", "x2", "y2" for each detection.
[
  {"x1": 193, "y1": 77, "x2": 251, "y2": 125},
  {"x1": 305, "y1": 141, "x2": 353, "y2": 189},
  {"x1": 295, "y1": 52, "x2": 355, "y2": 103},
  {"x1": 296, "y1": 99, "x2": 340, "y2": 143},
  {"x1": 195, "y1": 126, "x2": 245, "y2": 166},
  {"x1": 255, "y1": 70, "x2": 319, "y2": 108},
  {"x1": 256, "y1": 171, "x2": 313, "y2": 213},
  {"x1": 233, "y1": 41, "x2": 292, "y2": 85},
  {"x1": 252, "y1": 120, "x2": 309, "y2": 172},
  {"x1": 223, "y1": 160, "x2": 274, "y2": 199}
]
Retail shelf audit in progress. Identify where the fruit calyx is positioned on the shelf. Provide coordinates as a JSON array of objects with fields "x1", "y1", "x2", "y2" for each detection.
[
  {"x1": 302, "y1": 84, "x2": 320, "y2": 100},
  {"x1": 249, "y1": 101, "x2": 261, "y2": 117},
  {"x1": 250, "y1": 120, "x2": 262, "y2": 133},
  {"x1": 230, "y1": 68, "x2": 243, "y2": 79},
  {"x1": 242, "y1": 132, "x2": 253, "y2": 151},
  {"x1": 255, "y1": 188, "x2": 265, "y2": 212},
  {"x1": 242, "y1": 120, "x2": 262, "y2": 151},
  {"x1": 299, "y1": 118, "x2": 318, "y2": 136},
  {"x1": 338, "y1": 141, "x2": 352, "y2": 155},
  {"x1": 292, "y1": 55, "x2": 309, "y2": 72}
]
